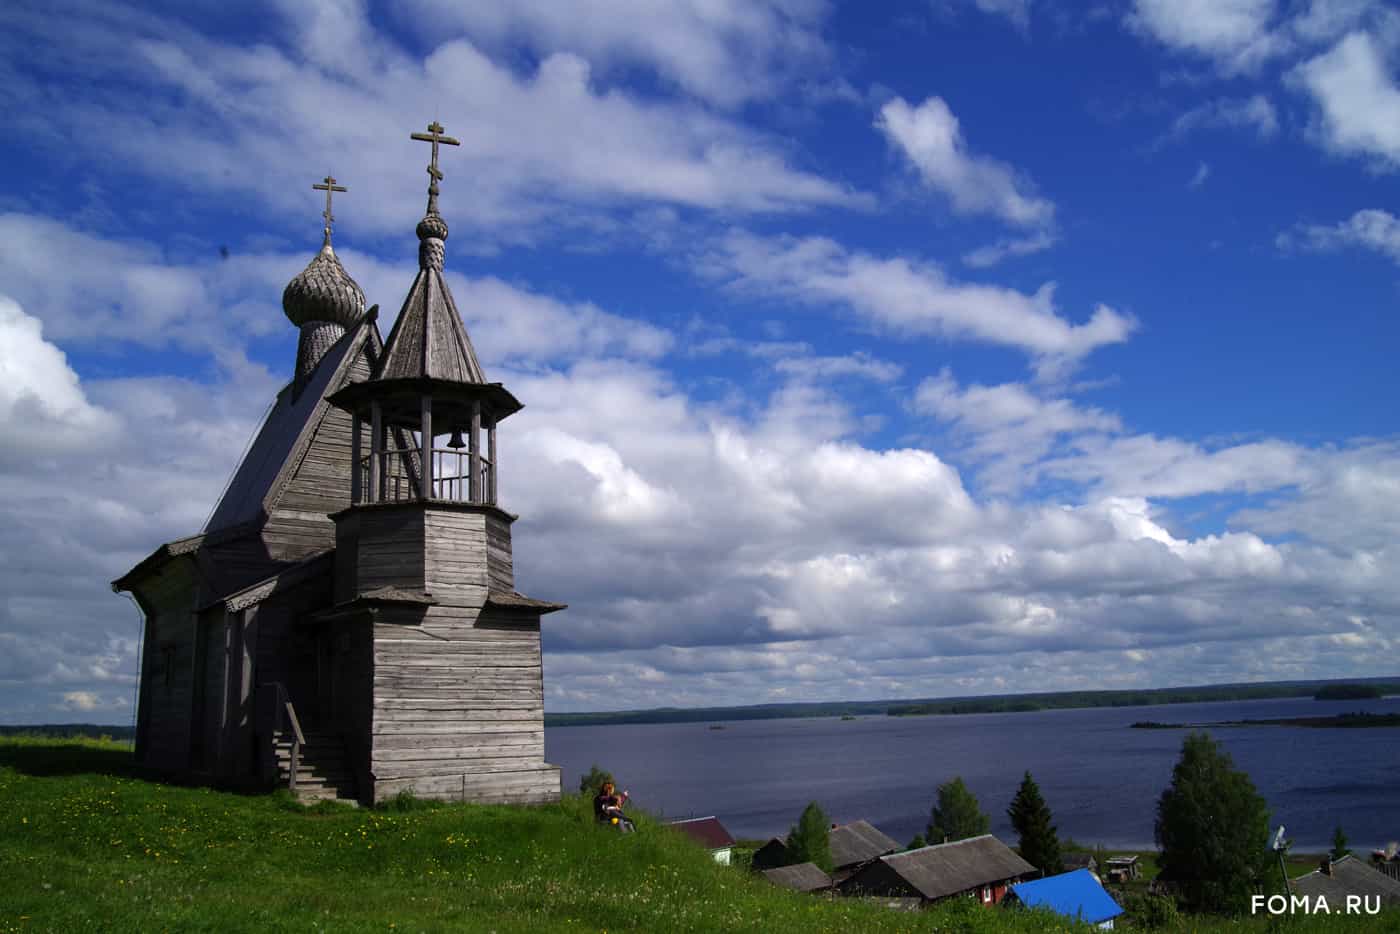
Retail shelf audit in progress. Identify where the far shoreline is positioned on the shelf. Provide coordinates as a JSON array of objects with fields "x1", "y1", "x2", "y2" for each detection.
[{"x1": 539, "y1": 677, "x2": 1400, "y2": 728}]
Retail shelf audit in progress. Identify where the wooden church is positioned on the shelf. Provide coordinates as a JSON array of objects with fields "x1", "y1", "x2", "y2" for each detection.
[{"x1": 114, "y1": 123, "x2": 564, "y2": 805}]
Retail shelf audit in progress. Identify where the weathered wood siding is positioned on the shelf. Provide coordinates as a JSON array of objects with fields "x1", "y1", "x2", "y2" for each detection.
[
  {"x1": 356, "y1": 508, "x2": 427, "y2": 592},
  {"x1": 262, "y1": 349, "x2": 372, "y2": 561},
  {"x1": 368, "y1": 604, "x2": 559, "y2": 805},
  {"x1": 133, "y1": 561, "x2": 199, "y2": 772},
  {"x1": 484, "y1": 514, "x2": 514, "y2": 592}
]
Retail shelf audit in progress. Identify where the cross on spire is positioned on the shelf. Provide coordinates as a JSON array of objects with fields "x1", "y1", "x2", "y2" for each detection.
[
  {"x1": 312, "y1": 174, "x2": 347, "y2": 243},
  {"x1": 410, "y1": 120, "x2": 460, "y2": 215}
]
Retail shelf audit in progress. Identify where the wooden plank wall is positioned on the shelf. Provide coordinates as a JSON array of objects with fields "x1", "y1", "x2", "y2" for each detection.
[
  {"x1": 484, "y1": 514, "x2": 514, "y2": 592},
  {"x1": 138, "y1": 563, "x2": 199, "y2": 772},
  {"x1": 369, "y1": 606, "x2": 559, "y2": 804},
  {"x1": 356, "y1": 509, "x2": 426, "y2": 593},
  {"x1": 253, "y1": 569, "x2": 333, "y2": 727},
  {"x1": 263, "y1": 348, "x2": 372, "y2": 561}
]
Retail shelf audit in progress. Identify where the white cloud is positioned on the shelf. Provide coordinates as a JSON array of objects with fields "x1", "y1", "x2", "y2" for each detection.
[
  {"x1": 1169, "y1": 94, "x2": 1280, "y2": 139},
  {"x1": 961, "y1": 231, "x2": 1057, "y2": 268},
  {"x1": 971, "y1": 0, "x2": 1032, "y2": 33},
  {"x1": 1293, "y1": 31, "x2": 1400, "y2": 166},
  {"x1": 772, "y1": 352, "x2": 903, "y2": 383},
  {"x1": 1278, "y1": 208, "x2": 1400, "y2": 263},
  {"x1": 0, "y1": 296, "x2": 109, "y2": 462},
  {"x1": 396, "y1": 0, "x2": 832, "y2": 108},
  {"x1": 1128, "y1": 0, "x2": 1286, "y2": 71},
  {"x1": 876, "y1": 96, "x2": 1055, "y2": 228},
  {"x1": 0, "y1": 3, "x2": 864, "y2": 248},
  {"x1": 1188, "y1": 161, "x2": 1211, "y2": 188},
  {"x1": 704, "y1": 230, "x2": 1133, "y2": 374}
]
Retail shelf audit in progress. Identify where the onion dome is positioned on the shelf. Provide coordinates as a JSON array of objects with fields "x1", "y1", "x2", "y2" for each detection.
[{"x1": 282, "y1": 235, "x2": 366, "y2": 330}]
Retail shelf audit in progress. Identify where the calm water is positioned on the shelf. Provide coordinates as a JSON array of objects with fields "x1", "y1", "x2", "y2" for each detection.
[{"x1": 545, "y1": 696, "x2": 1400, "y2": 851}]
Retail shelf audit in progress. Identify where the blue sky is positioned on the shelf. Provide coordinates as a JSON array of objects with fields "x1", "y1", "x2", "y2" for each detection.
[{"x1": 2, "y1": 0, "x2": 1399, "y2": 721}]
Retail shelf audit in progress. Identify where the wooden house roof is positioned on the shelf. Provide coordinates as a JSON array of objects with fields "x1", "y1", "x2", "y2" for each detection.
[
  {"x1": 857, "y1": 835, "x2": 1036, "y2": 902},
  {"x1": 668, "y1": 816, "x2": 736, "y2": 851},
  {"x1": 830, "y1": 820, "x2": 900, "y2": 869},
  {"x1": 762, "y1": 863, "x2": 832, "y2": 892},
  {"x1": 1292, "y1": 856, "x2": 1400, "y2": 906}
]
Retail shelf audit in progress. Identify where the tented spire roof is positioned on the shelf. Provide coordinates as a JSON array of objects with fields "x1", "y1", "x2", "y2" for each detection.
[{"x1": 373, "y1": 122, "x2": 486, "y2": 385}]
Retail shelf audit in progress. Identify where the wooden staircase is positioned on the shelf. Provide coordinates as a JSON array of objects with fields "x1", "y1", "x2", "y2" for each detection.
[{"x1": 274, "y1": 729, "x2": 358, "y2": 804}]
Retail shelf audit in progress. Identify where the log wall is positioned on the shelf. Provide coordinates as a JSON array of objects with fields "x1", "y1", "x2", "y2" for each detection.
[
  {"x1": 135, "y1": 561, "x2": 199, "y2": 772},
  {"x1": 367, "y1": 605, "x2": 558, "y2": 804}
]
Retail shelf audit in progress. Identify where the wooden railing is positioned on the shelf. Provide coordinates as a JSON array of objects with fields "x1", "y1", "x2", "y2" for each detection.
[
  {"x1": 358, "y1": 448, "x2": 494, "y2": 505},
  {"x1": 257, "y1": 681, "x2": 305, "y2": 791}
]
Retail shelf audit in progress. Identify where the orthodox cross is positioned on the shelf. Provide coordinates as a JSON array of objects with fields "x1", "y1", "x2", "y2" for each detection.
[
  {"x1": 410, "y1": 121, "x2": 460, "y2": 214},
  {"x1": 312, "y1": 175, "x2": 347, "y2": 240}
]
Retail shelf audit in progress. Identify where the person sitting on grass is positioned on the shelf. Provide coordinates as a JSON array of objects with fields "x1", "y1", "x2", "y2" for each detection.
[{"x1": 593, "y1": 780, "x2": 634, "y2": 833}]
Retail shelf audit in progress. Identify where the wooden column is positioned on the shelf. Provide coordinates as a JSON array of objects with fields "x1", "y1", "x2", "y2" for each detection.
[
  {"x1": 420, "y1": 395, "x2": 433, "y2": 501},
  {"x1": 468, "y1": 400, "x2": 481, "y2": 502},
  {"x1": 350, "y1": 410, "x2": 363, "y2": 504},
  {"x1": 369, "y1": 401, "x2": 382, "y2": 504},
  {"x1": 487, "y1": 413, "x2": 497, "y2": 505}
]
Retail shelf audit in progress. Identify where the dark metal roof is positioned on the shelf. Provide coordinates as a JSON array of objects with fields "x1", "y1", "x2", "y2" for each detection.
[
  {"x1": 668, "y1": 816, "x2": 735, "y2": 851},
  {"x1": 761, "y1": 863, "x2": 832, "y2": 892},
  {"x1": 204, "y1": 321, "x2": 371, "y2": 533},
  {"x1": 1292, "y1": 856, "x2": 1400, "y2": 906},
  {"x1": 873, "y1": 835, "x2": 1036, "y2": 901},
  {"x1": 830, "y1": 821, "x2": 900, "y2": 869}
]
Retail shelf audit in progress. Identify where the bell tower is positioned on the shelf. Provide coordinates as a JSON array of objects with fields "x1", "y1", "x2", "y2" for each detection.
[{"x1": 326, "y1": 121, "x2": 564, "y2": 805}]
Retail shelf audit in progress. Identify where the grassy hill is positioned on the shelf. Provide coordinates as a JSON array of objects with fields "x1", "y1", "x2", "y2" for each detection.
[{"x1": 1, "y1": 737, "x2": 1394, "y2": 932}]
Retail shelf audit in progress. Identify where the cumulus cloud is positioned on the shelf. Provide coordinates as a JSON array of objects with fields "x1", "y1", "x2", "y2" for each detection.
[
  {"x1": 1277, "y1": 208, "x2": 1400, "y2": 263},
  {"x1": 703, "y1": 230, "x2": 1133, "y2": 375},
  {"x1": 1128, "y1": 0, "x2": 1287, "y2": 72},
  {"x1": 396, "y1": 0, "x2": 832, "y2": 108},
  {"x1": 1292, "y1": 31, "x2": 1400, "y2": 167},
  {"x1": 876, "y1": 96, "x2": 1055, "y2": 228}
]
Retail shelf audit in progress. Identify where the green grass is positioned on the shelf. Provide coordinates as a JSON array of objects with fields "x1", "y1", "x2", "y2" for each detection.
[{"x1": 2, "y1": 737, "x2": 1396, "y2": 932}]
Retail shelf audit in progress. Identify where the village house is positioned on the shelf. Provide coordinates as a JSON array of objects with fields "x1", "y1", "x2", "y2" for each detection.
[
  {"x1": 1103, "y1": 855, "x2": 1141, "y2": 883},
  {"x1": 668, "y1": 816, "x2": 737, "y2": 865},
  {"x1": 1006, "y1": 869, "x2": 1124, "y2": 930},
  {"x1": 1291, "y1": 855, "x2": 1400, "y2": 907},
  {"x1": 839, "y1": 835, "x2": 1036, "y2": 906},
  {"x1": 112, "y1": 123, "x2": 565, "y2": 806},
  {"x1": 751, "y1": 819, "x2": 900, "y2": 882},
  {"x1": 1372, "y1": 843, "x2": 1400, "y2": 882},
  {"x1": 761, "y1": 863, "x2": 833, "y2": 893}
]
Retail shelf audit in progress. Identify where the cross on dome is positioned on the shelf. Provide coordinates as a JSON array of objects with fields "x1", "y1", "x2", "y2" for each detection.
[
  {"x1": 312, "y1": 174, "x2": 347, "y2": 243},
  {"x1": 410, "y1": 121, "x2": 460, "y2": 215}
]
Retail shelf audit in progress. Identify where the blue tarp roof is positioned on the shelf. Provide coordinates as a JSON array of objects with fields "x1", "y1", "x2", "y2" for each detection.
[{"x1": 1011, "y1": 869, "x2": 1123, "y2": 925}]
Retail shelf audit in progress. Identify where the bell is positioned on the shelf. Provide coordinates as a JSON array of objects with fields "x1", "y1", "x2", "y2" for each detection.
[{"x1": 446, "y1": 427, "x2": 466, "y2": 449}]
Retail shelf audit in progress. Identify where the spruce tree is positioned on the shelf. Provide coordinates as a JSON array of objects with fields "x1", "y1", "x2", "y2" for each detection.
[
  {"x1": 1008, "y1": 770, "x2": 1063, "y2": 875},
  {"x1": 1331, "y1": 826, "x2": 1350, "y2": 861},
  {"x1": 786, "y1": 801, "x2": 833, "y2": 872},
  {"x1": 1155, "y1": 733, "x2": 1272, "y2": 913},
  {"x1": 927, "y1": 777, "x2": 990, "y2": 844}
]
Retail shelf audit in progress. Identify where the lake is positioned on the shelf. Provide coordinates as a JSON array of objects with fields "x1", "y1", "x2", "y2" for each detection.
[{"x1": 545, "y1": 695, "x2": 1400, "y2": 851}]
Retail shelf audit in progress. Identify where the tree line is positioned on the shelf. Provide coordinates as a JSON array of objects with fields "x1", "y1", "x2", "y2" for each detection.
[{"x1": 783, "y1": 732, "x2": 1292, "y2": 915}]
